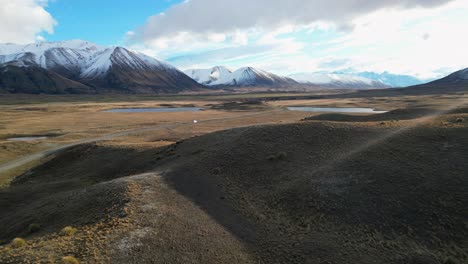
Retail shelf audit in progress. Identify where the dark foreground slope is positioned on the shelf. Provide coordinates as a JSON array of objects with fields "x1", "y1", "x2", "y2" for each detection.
[
  {"x1": 157, "y1": 112, "x2": 468, "y2": 264},
  {"x1": 0, "y1": 108, "x2": 467, "y2": 263}
]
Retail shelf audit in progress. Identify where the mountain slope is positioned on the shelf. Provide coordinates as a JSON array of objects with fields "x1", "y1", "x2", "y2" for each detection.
[
  {"x1": 0, "y1": 40, "x2": 201, "y2": 94},
  {"x1": 427, "y1": 67, "x2": 468, "y2": 85},
  {"x1": 80, "y1": 47, "x2": 201, "y2": 93},
  {"x1": 0, "y1": 62, "x2": 93, "y2": 94},
  {"x1": 230, "y1": 67, "x2": 297, "y2": 86},
  {"x1": 289, "y1": 72, "x2": 388, "y2": 89},
  {"x1": 185, "y1": 66, "x2": 297, "y2": 87}
]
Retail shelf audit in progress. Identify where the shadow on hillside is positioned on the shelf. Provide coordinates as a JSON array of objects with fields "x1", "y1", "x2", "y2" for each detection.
[{"x1": 160, "y1": 117, "x2": 468, "y2": 263}]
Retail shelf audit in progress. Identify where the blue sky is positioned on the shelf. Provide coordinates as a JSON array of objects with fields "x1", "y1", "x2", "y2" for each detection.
[
  {"x1": 44, "y1": 0, "x2": 183, "y2": 46},
  {"x1": 1, "y1": 0, "x2": 467, "y2": 78}
]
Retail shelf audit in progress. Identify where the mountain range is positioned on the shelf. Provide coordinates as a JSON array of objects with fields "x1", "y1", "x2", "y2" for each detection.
[
  {"x1": 355, "y1": 71, "x2": 427, "y2": 87},
  {"x1": 288, "y1": 72, "x2": 389, "y2": 89},
  {"x1": 0, "y1": 40, "x2": 465, "y2": 94},
  {"x1": 184, "y1": 66, "x2": 297, "y2": 87},
  {"x1": 0, "y1": 40, "x2": 200, "y2": 94}
]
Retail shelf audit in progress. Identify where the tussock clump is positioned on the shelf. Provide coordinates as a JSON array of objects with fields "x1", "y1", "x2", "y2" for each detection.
[
  {"x1": 60, "y1": 226, "x2": 77, "y2": 236},
  {"x1": 28, "y1": 223, "x2": 41, "y2": 233},
  {"x1": 11, "y1": 237, "x2": 26, "y2": 248},
  {"x1": 276, "y1": 152, "x2": 287, "y2": 160},
  {"x1": 62, "y1": 256, "x2": 80, "y2": 264},
  {"x1": 212, "y1": 167, "x2": 222, "y2": 175},
  {"x1": 443, "y1": 257, "x2": 460, "y2": 264},
  {"x1": 268, "y1": 152, "x2": 287, "y2": 161}
]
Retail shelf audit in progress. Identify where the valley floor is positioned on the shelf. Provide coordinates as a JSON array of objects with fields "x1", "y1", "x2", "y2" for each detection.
[{"x1": 0, "y1": 91, "x2": 467, "y2": 263}]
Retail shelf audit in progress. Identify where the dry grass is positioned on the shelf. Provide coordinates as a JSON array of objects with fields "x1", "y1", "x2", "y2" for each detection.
[
  {"x1": 62, "y1": 256, "x2": 80, "y2": 264},
  {"x1": 0, "y1": 93, "x2": 466, "y2": 263},
  {"x1": 11, "y1": 238, "x2": 26, "y2": 248},
  {"x1": 60, "y1": 226, "x2": 77, "y2": 236}
]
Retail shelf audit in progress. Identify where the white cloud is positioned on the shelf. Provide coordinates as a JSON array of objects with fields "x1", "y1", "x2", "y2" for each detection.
[
  {"x1": 136, "y1": 0, "x2": 452, "y2": 41},
  {"x1": 0, "y1": 0, "x2": 56, "y2": 44},
  {"x1": 128, "y1": 0, "x2": 465, "y2": 79},
  {"x1": 313, "y1": 0, "x2": 468, "y2": 78}
]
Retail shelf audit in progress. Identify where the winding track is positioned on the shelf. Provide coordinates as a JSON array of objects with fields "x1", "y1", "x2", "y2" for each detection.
[{"x1": 0, "y1": 109, "x2": 285, "y2": 175}]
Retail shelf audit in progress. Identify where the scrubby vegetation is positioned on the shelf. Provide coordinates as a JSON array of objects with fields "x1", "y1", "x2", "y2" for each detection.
[
  {"x1": 212, "y1": 167, "x2": 222, "y2": 175},
  {"x1": 62, "y1": 256, "x2": 80, "y2": 264},
  {"x1": 60, "y1": 226, "x2": 77, "y2": 236},
  {"x1": 267, "y1": 151, "x2": 287, "y2": 161},
  {"x1": 28, "y1": 223, "x2": 41, "y2": 233},
  {"x1": 11, "y1": 238, "x2": 26, "y2": 248}
]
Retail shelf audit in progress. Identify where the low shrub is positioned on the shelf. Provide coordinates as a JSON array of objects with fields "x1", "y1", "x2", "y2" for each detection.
[
  {"x1": 28, "y1": 223, "x2": 41, "y2": 233},
  {"x1": 62, "y1": 256, "x2": 80, "y2": 264},
  {"x1": 60, "y1": 226, "x2": 77, "y2": 236},
  {"x1": 11, "y1": 237, "x2": 26, "y2": 248},
  {"x1": 276, "y1": 152, "x2": 287, "y2": 160},
  {"x1": 268, "y1": 152, "x2": 287, "y2": 161},
  {"x1": 212, "y1": 167, "x2": 222, "y2": 175},
  {"x1": 444, "y1": 257, "x2": 459, "y2": 264}
]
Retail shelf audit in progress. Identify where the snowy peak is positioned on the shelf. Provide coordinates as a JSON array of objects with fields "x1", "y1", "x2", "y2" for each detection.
[
  {"x1": 184, "y1": 66, "x2": 233, "y2": 86},
  {"x1": 355, "y1": 71, "x2": 425, "y2": 87},
  {"x1": 0, "y1": 41, "x2": 177, "y2": 80},
  {"x1": 0, "y1": 40, "x2": 101, "y2": 55},
  {"x1": 0, "y1": 40, "x2": 201, "y2": 93},
  {"x1": 81, "y1": 47, "x2": 174, "y2": 79},
  {"x1": 186, "y1": 66, "x2": 296, "y2": 86},
  {"x1": 289, "y1": 72, "x2": 388, "y2": 89},
  {"x1": 231, "y1": 67, "x2": 272, "y2": 85}
]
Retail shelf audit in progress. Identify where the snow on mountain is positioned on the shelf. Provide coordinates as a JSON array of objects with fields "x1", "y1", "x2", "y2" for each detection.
[
  {"x1": 0, "y1": 40, "x2": 200, "y2": 93},
  {"x1": 184, "y1": 66, "x2": 233, "y2": 85},
  {"x1": 185, "y1": 66, "x2": 296, "y2": 86},
  {"x1": 0, "y1": 40, "x2": 179, "y2": 80},
  {"x1": 289, "y1": 72, "x2": 388, "y2": 89},
  {"x1": 355, "y1": 71, "x2": 425, "y2": 87},
  {"x1": 0, "y1": 40, "x2": 101, "y2": 71}
]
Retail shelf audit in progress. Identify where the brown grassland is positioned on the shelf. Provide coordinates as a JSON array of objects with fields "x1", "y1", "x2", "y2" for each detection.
[{"x1": 0, "y1": 91, "x2": 467, "y2": 263}]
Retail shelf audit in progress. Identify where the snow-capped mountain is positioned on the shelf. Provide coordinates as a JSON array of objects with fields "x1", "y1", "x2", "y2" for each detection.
[
  {"x1": 184, "y1": 66, "x2": 233, "y2": 86},
  {"x1": 289, "y1": 72, "x2": 388, "y2": 89},
  {"x1": 0, "y1": 40, "x2": 201, "y2": 93},
  {"x1": 185, "y1": 66, "x2": 297, "y2": 87},
  {"x1": 355, "y1": 71, "x2": 426, "y2": 87}
]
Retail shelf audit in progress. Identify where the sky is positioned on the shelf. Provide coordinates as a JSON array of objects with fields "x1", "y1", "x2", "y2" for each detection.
[{"x1": 0, "y1": 0, "x2": 467, "y2": 79}]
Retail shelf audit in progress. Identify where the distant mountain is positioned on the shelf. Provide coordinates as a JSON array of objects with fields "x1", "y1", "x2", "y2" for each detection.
[
  {"x1": 184, "y1": 66, "x2": 233, "y2": 86},
  {"x1": 426, "y1": 67, "x2": 468, "y2": 85},
  {"x1": 355, "y1": 71, "x2": 425, "y2": 87},
  {"x1": 323, "y1": 67, "x2": 468, "y2": 98},
  {"x1": 289, "y1": 72, "x2": 388, "y2": 89},
  {"x1": 185, "y1": 66, "x2": 297, "y2": 87},
  {"x1": 0, "y1": 40, "x2": 201, "y2": 94}
]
